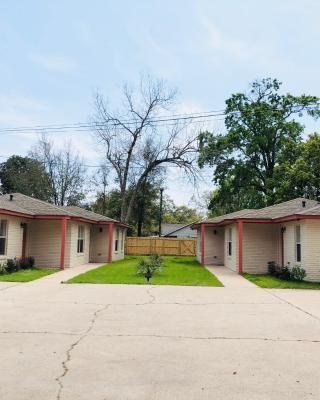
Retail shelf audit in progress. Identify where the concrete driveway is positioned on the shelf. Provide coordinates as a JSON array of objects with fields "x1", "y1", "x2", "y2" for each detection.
[{"x1": 0, "y1": 265, "x2": 320, "y2": 400}]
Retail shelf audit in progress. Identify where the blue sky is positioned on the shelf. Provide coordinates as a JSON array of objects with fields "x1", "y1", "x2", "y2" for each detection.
[{"x1": 0, "y1": 0, "x2": 319, "y2": 206}]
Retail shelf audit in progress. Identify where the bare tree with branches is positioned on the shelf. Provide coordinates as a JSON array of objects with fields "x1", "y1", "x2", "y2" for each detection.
[
  {"x1": 90, "y1": 162, "x2": 109, "y2": 215},
  {"x1": 30, "y1": 133, "x2": 87, "y2": 206},
  {"x1": 92, "y1": 75, "x2": 199, "y2": 223}
]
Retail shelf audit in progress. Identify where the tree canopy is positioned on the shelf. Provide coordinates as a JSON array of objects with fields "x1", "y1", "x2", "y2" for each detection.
[
  {"x1": 163, "y1": 203, "x2": 201, "y2": 224},
  {"x1": 0, "y1": 155, "x2": 50, "y2": 200},
  {"x1": 91, "y1": 183, "x2": 162, "y2": 236},
  {"x1": 274, "y1": 133, "x2": 320, "y2": 201},
  {"x1": 198, "y1": 78, "x2": 320, "y2": 213}
]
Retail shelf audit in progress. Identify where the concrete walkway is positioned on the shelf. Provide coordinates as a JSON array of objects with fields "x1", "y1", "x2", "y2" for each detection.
[
  {"x1": 205, "y1": 265, "x2": 256, "y2": 287},
  {"x1": 39, "y1": 263, "x2": 105, "y2": 283}
]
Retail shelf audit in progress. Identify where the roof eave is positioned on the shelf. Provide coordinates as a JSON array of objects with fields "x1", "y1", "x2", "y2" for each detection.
[{"x1": 0, "y1": 209, "x2": 34, "y2": 219}]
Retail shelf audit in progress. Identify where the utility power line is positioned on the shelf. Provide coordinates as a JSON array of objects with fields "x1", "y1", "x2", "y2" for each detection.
[
  {"x1": 0, "y1": 110, "x2": 226, "y2": 135},
  {"x1": 0, "y1": 103, "x2": 316, "y2": 135}
]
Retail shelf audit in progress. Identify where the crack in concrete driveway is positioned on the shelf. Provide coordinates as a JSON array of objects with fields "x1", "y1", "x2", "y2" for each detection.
[{"x1": 55, "y1": 304, "x2": 110, "y2": 400}]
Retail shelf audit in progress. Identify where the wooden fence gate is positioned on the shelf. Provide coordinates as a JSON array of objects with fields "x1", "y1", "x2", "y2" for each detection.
[{"x1": 125, "y1": 237, "x2": 196, "y2": 256}]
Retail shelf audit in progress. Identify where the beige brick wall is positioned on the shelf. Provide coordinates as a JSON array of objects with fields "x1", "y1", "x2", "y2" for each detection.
[
  {"x1": 196, "y1": 226, "x2": 224, "y2": 265},
  {"x1": 303, "y1": 220, "x2": 320, "y2": 281},
  {"x1": 0, "y1": 215, "x2": 26, "y2": 262},
  {"x1": 90, "y1": 225, "x2": 126, "y2": 263},
  {"x1": 90, "y1": 225, "x2": 109, "y2": 263},
  {"x1": 282, "y1": 220, "x2": 320, "y2": 282},
  {"x1": 242, "y1": 223, "x2": 279, "y2": 274},
  {"x1": 27, "y1": 219, "x2": 91, "y2": 269},
  {"x1": 224, "y1": 224, "x2": 238, "y2": 272},
  {"x1": 282, "y1": 221, "x2": 298, "y2": 269},
  {"x1": 28, "y1": 220, "x2": 62, "y2": 268},
  {"x1": 204, "y1": 227, "x2": 224, "y2": 264}
]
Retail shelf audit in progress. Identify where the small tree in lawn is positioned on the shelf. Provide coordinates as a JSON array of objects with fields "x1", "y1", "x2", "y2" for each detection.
[{"x1": 137, "y1": 254, "x2": 163, "y2": 282}]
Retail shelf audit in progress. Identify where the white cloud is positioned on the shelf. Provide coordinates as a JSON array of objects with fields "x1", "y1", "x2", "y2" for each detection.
[
  {"x1": 30, "y1": 53, "x2": 76, "y2": 73},
  {"x1": 0, "y1": 94, "x2": 47, "y2": 127},
  {"x1": 197, "y1": 15, "x2": 256, "y2": 62},
  {"x1": 195, "y1": 8, "x2": 282, "y2": 71}
]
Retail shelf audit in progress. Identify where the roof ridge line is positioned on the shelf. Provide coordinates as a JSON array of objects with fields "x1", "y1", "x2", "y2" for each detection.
[
  {"x1": 296, "y1": 203, "x2": 320, "y2": 214},
  {"x1": 12, "y1": 193, "x2": 76, "y2": 215}
]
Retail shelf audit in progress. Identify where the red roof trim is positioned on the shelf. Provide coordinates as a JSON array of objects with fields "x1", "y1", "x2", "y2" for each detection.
[
  {"x1": 0, "y1": 209, "x2": 33, "y2": 219},
  {"x1": 0, "y1": 209, "x2": 127, "y2": 225},
  {"x1": 34, "y1": 215, "x2": 71, "y2": 220},
  {"x1": 193, "y1": 214, "x2": 320, "y2": 228},
  {"x1": 273, "y1": 214, "x2": 320, "y2": 223}
]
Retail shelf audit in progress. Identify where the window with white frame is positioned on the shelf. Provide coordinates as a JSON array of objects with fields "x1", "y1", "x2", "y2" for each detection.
[
  {"x1": 77, "y1": 226, "x2": 85, "y2": 254},
  {"x1": 295, "y1": 225, "x2": 301, "y2": 262},
  {"x1": 0, "y1": 220, "x2": 7, "y2": 256},
  {"x1": 228, "y1": 227, "x2": 232, "y2": 256},
  {"x1": 114, "y1": 228, "x2": 120, "y2": 252}
]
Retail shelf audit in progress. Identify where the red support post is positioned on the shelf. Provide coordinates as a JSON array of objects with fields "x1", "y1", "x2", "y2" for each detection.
[
  {"x1": 60, "y1": 218, "x2": 67, "y2": 270},
  {"x1": 108, "y1": 223, "x2": 114, "y2": 263},
  {"x1": 238, "y1": 220, "x2": 243, "y2": 274},
  {"x1": 201, "y1": 224, "x2": 205, "y2": 265}
]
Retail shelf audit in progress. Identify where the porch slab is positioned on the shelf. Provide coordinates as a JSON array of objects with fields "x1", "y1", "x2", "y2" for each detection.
[{"x1": 205, "y1": 265, "x2": 257, "y2": 288}]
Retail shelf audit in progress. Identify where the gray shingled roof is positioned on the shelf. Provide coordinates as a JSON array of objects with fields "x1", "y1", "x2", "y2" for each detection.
[
  {"x1": 64, "y1": 206, "x2": 117, "y2": 222},
  {"x1": 162, "y1": 224, "x2": 188, "y2": 236},
  {"x1": 0, "y1": 193, "x2": 118, "y2": 223},
  {"x1": 161, "y1": 223, "x2": 197, "y2": 237},
  {"x1": 201, "y1": 198, "x2": 320, "y2": 225}
]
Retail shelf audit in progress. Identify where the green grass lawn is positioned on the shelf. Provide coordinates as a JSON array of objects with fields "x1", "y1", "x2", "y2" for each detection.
[
  {"x1": 0, "y1": 268, "x2": 58, "y2": 282},
  {"x1": 67, "y1": 256, "x2": 223, "y2": 287},
  {"x1": 243, "y1": 273, "x2": 320, "y2": 289}
]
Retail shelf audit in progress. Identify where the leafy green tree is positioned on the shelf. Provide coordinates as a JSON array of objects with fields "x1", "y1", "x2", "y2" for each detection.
[
  {"x1": 274, "y1": 133, "x2": 320, "y2": 201},
  {"x1": 163, "y1": 204, "x2": 201, "y2": 224},
  {"x1": 0, "y1": 156, "x2": 50, "y2": 200},
  {"x1": 91, "y1": 182, "x2": 162, "y2": 236},
  {"x1": 91, "y1": 189, "x2": 121, "y2": 219},
  {"x1": 198, "y1": 78, "x2": 320, "y2": 213}
]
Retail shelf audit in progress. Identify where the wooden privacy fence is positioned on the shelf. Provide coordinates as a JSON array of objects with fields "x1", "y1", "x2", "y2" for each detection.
[{"x1": 125, "y1": 237, "x2": 196, "y2": 256}]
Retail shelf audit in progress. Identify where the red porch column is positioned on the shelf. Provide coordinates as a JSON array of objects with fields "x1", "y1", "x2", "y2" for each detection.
[
  {"x1": 108, "y1": 223, "x2": 114, "y2": 263},
  {"x1": 201, "y1": 224, "x2": 205, "y2": 265},
  {"x1": 60, "y1": 218, "x2": 67, "y2": 270},
  {"x1": 238, "y1": 220, "x2": 243, "y2": 274}
]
